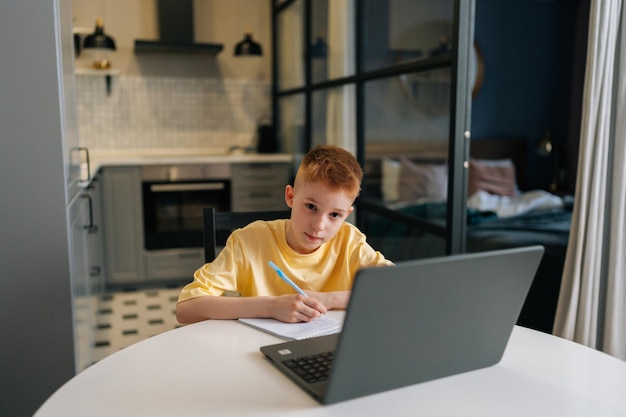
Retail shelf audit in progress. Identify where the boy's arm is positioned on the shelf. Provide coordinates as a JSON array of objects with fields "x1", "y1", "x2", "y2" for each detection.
[
  {"x1": 176, "y1": 293, "x2": 328, "y2": 324},
  {"x1": 307, "y1": 290, "x2": 351, "y2": 310}
]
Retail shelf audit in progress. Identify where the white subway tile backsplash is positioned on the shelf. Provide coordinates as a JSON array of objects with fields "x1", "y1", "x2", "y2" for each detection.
[{"x1": 76, "y1": 75, "x2": 270, "y2": 151}]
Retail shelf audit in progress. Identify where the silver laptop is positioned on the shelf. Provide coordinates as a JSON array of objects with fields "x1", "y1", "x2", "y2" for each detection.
[{"x1": 260, "y1": 245, "x2": 544, "y2": 404}]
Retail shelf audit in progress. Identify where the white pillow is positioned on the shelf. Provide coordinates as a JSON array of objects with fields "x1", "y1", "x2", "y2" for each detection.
[
  {"x1": 468, "y1": 158, "x2": 520, "y2": 196},
  {"x1": 381, "y1": 157, "x2": 401, "y2": 202},
  {"x1": 398, "y1": 157, "x2": 448, "y2": 201}
]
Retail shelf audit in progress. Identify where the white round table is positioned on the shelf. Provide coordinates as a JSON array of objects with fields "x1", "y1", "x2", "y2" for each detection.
[{"x1": 35, "y1": 311, "x2": 626, "y2": 416}]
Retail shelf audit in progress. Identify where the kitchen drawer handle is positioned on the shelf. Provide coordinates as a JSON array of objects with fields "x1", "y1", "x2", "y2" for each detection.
[
  {"x1": 150, "y1": 183, "x2": 226, "y2": 193},
  {"x1": 70, "y1": 147, "x2": 90, "y2": 182},
  {"x1": 81, "y1": 194, "x2": 98, "y2": 234}
]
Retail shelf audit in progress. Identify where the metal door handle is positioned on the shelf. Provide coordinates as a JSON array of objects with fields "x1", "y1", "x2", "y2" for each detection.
[
  {"x1": 70, "y1": 147, "x2": 90, "y2": 182},
  {"x1": 81, "y1": 194, "x2": 98, "y2": 233}
]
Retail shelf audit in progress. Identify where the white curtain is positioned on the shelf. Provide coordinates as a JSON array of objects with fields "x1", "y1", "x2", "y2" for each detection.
[
  {"x1": 325, "y1": 0, "x2": 356, "y2": 154},
  {"x1": 553, "y1": 0, "x2": 626, "y2": 361}
]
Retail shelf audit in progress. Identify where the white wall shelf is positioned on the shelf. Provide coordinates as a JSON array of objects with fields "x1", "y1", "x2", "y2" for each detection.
[
  {"x1": 75, "y1": 68, "x2": 120, "y2": 95},
  {"x1": 75, "y1": 68, "x2": 120, "y2": 77}
]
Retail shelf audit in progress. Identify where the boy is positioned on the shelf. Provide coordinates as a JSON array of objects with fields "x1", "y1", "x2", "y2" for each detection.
[{"x1": 176, "y1": 145, "x2": 392, "y2": 324}]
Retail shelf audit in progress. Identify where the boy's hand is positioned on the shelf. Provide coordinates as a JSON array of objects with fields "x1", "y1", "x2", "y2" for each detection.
[{"x1": 270, "y1": 294, "x2": 327, "y2": 323}]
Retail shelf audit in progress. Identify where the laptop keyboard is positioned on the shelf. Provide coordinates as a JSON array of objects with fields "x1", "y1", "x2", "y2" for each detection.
[{"x1": 283, "y1": 351, "x2": 334, "y2": 383}]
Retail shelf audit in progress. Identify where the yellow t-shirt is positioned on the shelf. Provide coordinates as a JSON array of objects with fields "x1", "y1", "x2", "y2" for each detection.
[{"x1": 177, "y1": 219, "x2": 392, "y2": 302}]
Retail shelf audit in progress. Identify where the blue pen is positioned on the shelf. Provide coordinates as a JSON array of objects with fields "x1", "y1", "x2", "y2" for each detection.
[{"x1": 268, "y1": 261, "x2": 308, "y2": 297}]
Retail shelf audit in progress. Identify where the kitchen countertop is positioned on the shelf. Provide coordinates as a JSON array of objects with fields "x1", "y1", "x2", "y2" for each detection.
[{"x1": 82, "y1": 148, "x2": 293, "y2": 185}]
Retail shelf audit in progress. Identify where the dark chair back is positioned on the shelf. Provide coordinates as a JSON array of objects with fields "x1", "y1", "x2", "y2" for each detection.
[{"x1": 203, "y1": 207, "x2": 291, "y2": 263}]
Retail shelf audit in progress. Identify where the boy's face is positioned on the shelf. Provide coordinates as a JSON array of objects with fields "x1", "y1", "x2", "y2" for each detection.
[{"x1": 284, "y1": 181, "x2": 354, "y2": 254}]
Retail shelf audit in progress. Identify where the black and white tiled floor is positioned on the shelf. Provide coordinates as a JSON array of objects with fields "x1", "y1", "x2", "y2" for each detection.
[{"x1": 92, "y1": 285, "x2": 184, "y2": 363}]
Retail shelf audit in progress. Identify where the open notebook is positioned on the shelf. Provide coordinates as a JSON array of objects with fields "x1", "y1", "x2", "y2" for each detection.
[{"x1": 239, "y1": 317, "x2": 342, "y2": 340}]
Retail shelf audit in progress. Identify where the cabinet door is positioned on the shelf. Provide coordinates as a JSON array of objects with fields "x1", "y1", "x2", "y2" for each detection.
[
  {"x1": 102, "y1": 167, "x2": 145, "y2": 284},
  {"x1": 85, "y1": 175, "x2": 106, "y2": 295},
  {"x1": 68, "y1": 192, "x2": 94, "y2": 372}
]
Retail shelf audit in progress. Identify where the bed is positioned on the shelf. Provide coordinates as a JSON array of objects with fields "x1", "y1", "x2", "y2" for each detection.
[{"x1": 359, "y1": 139, "x2": 572, "y2": 333}]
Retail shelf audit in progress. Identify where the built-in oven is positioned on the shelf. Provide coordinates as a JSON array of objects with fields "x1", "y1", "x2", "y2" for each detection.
[
  {"x1": 141, "y1": 164, "x2": 231, "y2": 281},
  {"x1": 142, "y1": 164, "x2": 231, "y2": 250}
]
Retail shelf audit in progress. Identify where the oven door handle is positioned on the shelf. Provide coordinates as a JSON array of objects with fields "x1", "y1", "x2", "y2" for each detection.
[{"x1": 149, "y1": 182, "x2": 226, "y2": 192}]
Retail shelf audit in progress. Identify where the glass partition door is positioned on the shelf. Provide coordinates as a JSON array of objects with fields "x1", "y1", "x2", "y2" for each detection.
[{"x1": 273, "y1": 0, "x2": 475, "y2": 262}]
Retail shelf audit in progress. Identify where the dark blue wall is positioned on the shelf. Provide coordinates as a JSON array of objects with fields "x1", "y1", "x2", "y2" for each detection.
[{"x1": 471, "y1": 0, "x2": 582, "y2": 190}]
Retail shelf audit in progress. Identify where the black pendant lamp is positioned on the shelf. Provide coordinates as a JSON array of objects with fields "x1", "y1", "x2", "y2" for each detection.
[
  {"x1": 83, "y1": 18, "x2": 116, "y2": 53},
  {"x1": 234, "y1": 31, "x2": 263, "y2": 56}
]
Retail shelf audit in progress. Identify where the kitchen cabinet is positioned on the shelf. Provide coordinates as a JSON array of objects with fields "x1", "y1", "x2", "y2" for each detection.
[
  {"x1": 101, "y1": 167, "x2": 145, "y2": 284},
  {"x1": 231, "y1": 162, "x2": 291, "y2": 211},
  {"x1": 70, "y1": 175, "x2": 106, "y2": 371},
  {"x1": 97, "y1": 160, "x2": 291, "y2": 285},
  {"x1": 68, "y1": 191, "x2": 93, "y2": 371},
  {"x1": 84, "y1": 174, "x2": 106, "y2": 295},
  {"x1": 65, "y1": 178, "x2": 109, "y2": 373}
]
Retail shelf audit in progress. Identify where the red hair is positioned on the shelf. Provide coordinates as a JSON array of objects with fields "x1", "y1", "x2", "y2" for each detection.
[{"x1": 295, "y1": 145, "x2": 363, "y2": 201}]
